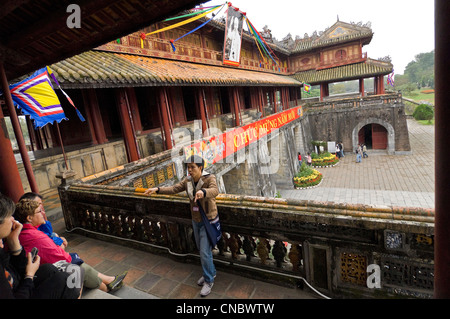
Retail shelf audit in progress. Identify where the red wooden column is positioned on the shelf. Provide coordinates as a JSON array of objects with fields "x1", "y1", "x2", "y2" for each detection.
[
  {"x1": 0, "y1": 62, "x2": 38, "y2": 194},
  {"x1": 272, "y1": 88, "x2": 277, "y2": 113},
  {"x1": 359, "y1": 78, "x2": 365, "y2": 97},
  {"x1": 378, "y1": 75, "x2": 385, "y2": 94},
  {"x1": 115, "y1": 88, "x2": 140, "y2": 162},
  {"x1": 320, "y1": 83, "x2": 329, "y2": 101},
  {"x1": 83, "y1": 89, "x2": 109, "y2": 145},
  {"x1": 158, "y1": 87, "x2": 173, "y2": 150},
  {"x1": 82, "y1": 90, "x2": 99, "y2": 145},
  {"x1": 0, "y1": 105, "x2": 24, "y2": 201},
  {"x1": 373, "y1": 76, "x2": 379, "y2": 94},
  {"x1": 231, "y1": 87, "x2": 240, "y2": 127},
  {"x1": 197, "y1": 88, "x2": 208, "y2": 134},
  {"x1": 434, "y1": 0, "x2": 450, "y2": 298},
  {"x1": 125, "y1": 87, "x2": 143, "y2": 133}
]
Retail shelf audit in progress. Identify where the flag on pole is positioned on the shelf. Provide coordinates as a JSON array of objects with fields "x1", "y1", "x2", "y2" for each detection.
[
  {"x1": 8, "y1": 67, "x2": 68, "y2": 128},
  {"x1": 387, "y1": 69, "x2": 395, "y2": 87},
  {"x1": 46, "y1": 66, "x2": 85, "y2": 122},
  {"x1": 303, "y1": 83, "x2": 311, "y2": 94}
]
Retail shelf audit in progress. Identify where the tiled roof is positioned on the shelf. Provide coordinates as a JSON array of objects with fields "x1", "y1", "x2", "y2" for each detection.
[
  {"x1": 291, "y1": 21, "x2": 373, "y2": 54},
  {"x1": 50, "y1": 50, "x2": 301, "y2": 89},
  {"x1": 292, "y1": 59, "x2": 393, "y2": 85}
]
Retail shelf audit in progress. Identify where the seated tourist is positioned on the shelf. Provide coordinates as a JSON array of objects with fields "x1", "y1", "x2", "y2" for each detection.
[
  {"x1": 18, "y1": 192, "x2": 67, "y2": 249},
  {"x1": 14, "y1": 198, "x2": 128, "y2": 293},
  {"x1": 0, "y1": 194, "x2": 82, "y2": 299}
]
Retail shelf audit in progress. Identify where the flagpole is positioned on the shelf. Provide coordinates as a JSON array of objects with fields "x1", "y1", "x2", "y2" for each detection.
[
  {"x1": 0, "y1": 63, "x2": 39, "y2": 193},
  {"x1": 55, "y1": 122, "x2": 69, "y2": 170}
]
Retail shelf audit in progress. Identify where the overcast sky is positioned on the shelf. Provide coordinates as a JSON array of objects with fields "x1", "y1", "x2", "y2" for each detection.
[{"x1": 202, "y1": 0, "x2": 435, "y2": 74}]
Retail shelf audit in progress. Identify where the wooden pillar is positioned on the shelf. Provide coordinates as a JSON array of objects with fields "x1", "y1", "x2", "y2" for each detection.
[
  {"x1": 359, "y1": 78, "x2": 365, "y2": 97},
  {"x1": 0, "y1": 104, "x2": 24, "y2": 201},
  {"x1": 125, "y1": 87, "x2": 143, "y2": 133},
  {"x1": 273, "y1": 88, "x2": 278, "y2": 113},
  {"x1": 82, "y1": 90, "x2": 99, "y2": 145},
  {"x1": 197, "y1": 88, "x2": 208, "y2": 134},
  {"x1": 158, "y1": 87, "x2": 173, "y2": 150},
  {"x1": 379, "y1": 75, "x2": 385, "y2": 94},
  {"x1": 232, "y1": 87, "x2": 241, "y2": 127},
  {"x1": 374, "y1": 76, "x2": 379, "y2": 94},
  {"x1": 320, "y1": 83, "x2": 329, "y2": 101},
  {"x1": 434, "y1": 0, "x2": 450, "y2": 298},
  {"x1": 115, "y1": 88, "x2": 140, "y2": 162},
  {"x1": 0, "y1": 62, "x2": 38, "y2": 194}
]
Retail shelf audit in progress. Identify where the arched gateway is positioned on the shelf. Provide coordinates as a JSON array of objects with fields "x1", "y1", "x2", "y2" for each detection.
[{"x1": 352, "y1": 118, "x2": 395, "y2": 154}]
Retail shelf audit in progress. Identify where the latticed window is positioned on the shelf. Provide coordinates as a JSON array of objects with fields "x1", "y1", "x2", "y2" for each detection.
[{"x1": 335, "y1": 49, "x2": 347, "y2": 60}]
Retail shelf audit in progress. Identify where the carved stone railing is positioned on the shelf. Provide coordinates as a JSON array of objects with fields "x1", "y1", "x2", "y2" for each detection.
[{"x1": 58, "y1": 175, "x2": 434, "y2": 299}]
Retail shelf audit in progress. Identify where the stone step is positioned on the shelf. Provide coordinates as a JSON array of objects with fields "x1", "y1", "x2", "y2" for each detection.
[{"x1": 82, "y1": 285, "x2": 159, "y2": 299}]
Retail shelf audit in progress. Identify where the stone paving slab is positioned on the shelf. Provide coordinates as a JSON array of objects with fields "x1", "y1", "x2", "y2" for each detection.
[{"x1": 279, "y1": 119, "x2": 435, "y2": 209}]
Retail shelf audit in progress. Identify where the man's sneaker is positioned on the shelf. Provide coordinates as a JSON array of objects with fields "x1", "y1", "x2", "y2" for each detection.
[
  {"x1": 197, "y1": 276, "x2": 205, "y2": 286},
  {"x1": 197, "y1": 275, "x2": 216, "y2": 286},
  {"x1": 200, "y1": 282, "x2": 214, "y2": 297},
  {"x1": 107, "y1": 270, "x2": 128, "y2": 293}
]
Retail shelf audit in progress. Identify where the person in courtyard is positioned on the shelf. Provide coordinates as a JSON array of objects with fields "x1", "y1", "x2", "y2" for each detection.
[
  {"x1": 356, "y1": 144, "x2": 362, "y2": 163},
  {"x1": 297, "y1": 152, "x2": 302, "y2": 168},
  {"x1": 1, "y1": 193, "x2": 82, "y2": 299},
  {"x1": 306, "y1": 152, "x2": 312, "y2": 166},
  {"x1": 363, "y1": 143, "x2": 369, "y2": 158},
  {"x1": 14, "y1": 198, "x2": 128, "y2": 294},
  {"x1": 144, "y1": 155, "x2": 219, "y2": 297},
  {"x1": 18, "y1": 192, "x2": 67, "y2": 249}
]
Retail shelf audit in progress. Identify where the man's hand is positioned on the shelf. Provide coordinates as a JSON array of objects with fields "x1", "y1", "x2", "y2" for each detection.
[
  {"x1": 144, "y1": 188, "x2": 158, "y2": 195},
  {"x1": 194, "y1": 190, "x2": 205, "y2": 202}
]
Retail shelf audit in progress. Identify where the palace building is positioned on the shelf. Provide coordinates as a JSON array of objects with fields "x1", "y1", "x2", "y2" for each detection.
[{"x1": 1, "y1": 5, "x2": 397, "y2": 198}]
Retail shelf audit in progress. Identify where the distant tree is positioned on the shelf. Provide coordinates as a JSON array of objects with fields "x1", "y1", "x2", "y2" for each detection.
[{"x1": 404, "y1": 50, "x2": 434, "y2": 89}]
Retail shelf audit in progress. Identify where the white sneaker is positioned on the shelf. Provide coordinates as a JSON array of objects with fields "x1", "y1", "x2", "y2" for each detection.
[
  {"x1": 197, "y1": 276, "x2": 205, "y2": 286},
  {"x1": 197, "y1": 275, "x2": 216, "y2": 286},
  {"x1": 200, "y1": 282, "x2": 214, "y2": 297}
]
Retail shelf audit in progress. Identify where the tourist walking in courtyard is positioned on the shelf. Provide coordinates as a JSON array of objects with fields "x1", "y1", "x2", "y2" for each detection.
[
  {"x1": 363, "y1": 144, "x2": 368, "y2": 158},
  {"x1": 145, "y1": 155, "x2": 219, "y2": 297},
  {"x1": 356, "y1": 144, "x2": 362, "y2": 163}
]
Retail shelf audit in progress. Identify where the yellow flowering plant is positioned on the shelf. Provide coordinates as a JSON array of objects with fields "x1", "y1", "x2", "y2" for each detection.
[{"x1": 293, "y1": 163, "x2": 323, "y2": 188}]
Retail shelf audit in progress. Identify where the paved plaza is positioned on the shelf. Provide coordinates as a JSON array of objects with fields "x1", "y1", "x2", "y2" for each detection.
[{"x1": 279, "y1": 119, "x2": 435, "y2": 209}]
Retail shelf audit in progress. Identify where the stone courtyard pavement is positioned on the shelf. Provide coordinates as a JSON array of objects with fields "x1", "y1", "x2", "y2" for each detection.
[{"x1": 279, "y1": 119, "x2": 435, "y2": 209}]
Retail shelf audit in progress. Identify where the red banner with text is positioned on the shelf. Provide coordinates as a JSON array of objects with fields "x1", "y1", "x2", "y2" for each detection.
[{"x1": 184, "y1": 106, "x2": 303, "y2": 167}]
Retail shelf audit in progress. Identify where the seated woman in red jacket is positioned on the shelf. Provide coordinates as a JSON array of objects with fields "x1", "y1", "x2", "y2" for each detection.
[
  {"x1": 1, "y1": 193, "x2": 81, "y2": 299},
  {"x1": 14, "y1": 199, "x2": 127, "y2": 293}
]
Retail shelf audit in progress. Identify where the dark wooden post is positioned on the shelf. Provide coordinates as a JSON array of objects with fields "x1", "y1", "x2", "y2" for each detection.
[
  {"x1": 0, "y1": 62, "x2": 38, "y2": 194},
  {"x1": 359, "y1": 78, "x2": 365, "y2": 97},
  {"x1": 158, "y1": 88, "x2": 173, "y2": 150},
  {"x1": 115, "y1": 88, "x2": 140, "y2": 162},
  {"x1": 434, "y1": 0, "x2": 450, "y2": 298}
]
